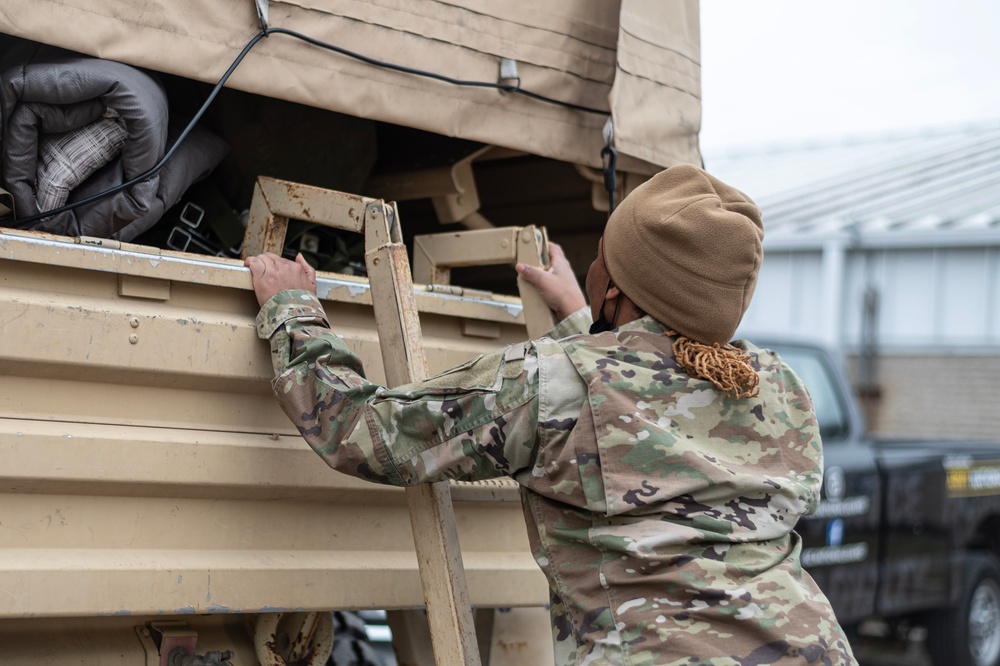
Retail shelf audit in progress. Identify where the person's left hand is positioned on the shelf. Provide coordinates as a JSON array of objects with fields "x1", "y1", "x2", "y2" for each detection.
[
  {"x1": 516, "y1": 243, "x2": 586, "y2": 320},
  {"x1": 245, "y1": 252, "x2": 317, "y2": 307}
]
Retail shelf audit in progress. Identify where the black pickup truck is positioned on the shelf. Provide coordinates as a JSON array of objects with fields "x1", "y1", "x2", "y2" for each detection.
[{"x1": 765, "y1": 340, "x2": 1000, "y2": 666}]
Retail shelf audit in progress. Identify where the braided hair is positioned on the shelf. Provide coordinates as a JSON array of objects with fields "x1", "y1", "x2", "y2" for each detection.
[{"x1": 670, "y1": 332, "x2": 760, "y2": 399}]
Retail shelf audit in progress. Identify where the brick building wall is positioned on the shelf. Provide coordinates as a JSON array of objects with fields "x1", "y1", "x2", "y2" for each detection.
[{"x1": 848, "y1": 353, "x2": 1000, "y2": 441}]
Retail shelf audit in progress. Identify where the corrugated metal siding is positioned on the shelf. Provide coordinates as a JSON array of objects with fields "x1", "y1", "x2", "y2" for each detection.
[
  {"x1": 740, "y1": 251, "x2": 824, "y2": 338},
  {"x1": 714, "y1": 123, "x2": 1000, "y2": 350},
  {"x1": 868, "y1": 247, "x2": 1000, "y2": 347},
  {"x1": 707, "y1": 122, "x2": 1000, "y2": 248},
  {"x1": 740, "y1": 246, "x2": 1000, "y2": 348}
]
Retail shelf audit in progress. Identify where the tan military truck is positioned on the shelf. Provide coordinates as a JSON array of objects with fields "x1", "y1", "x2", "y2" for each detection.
[{"x1": 0, "y1": 2, "x2": 702, "y2": 664}]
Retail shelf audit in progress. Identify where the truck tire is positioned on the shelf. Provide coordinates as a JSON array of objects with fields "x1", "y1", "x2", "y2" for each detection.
[
  {"x1": 928, "y1": 552, "x2": 1000, "y2": 666},
  {"x1": 328, "y1": 611, "x2": 388, "y2": 666}
]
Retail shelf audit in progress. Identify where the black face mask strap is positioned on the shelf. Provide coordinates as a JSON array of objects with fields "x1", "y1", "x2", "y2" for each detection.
[{"x1": 589, "y1": 278, "x2": 620, "y2": 334}]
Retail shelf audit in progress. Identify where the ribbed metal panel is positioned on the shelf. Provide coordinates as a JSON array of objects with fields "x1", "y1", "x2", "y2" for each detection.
[
  {"x1": 707, "y1": 122, "x2": 1000, "y2": 248},
  {"x1": 713, "y1": 124, "x2": 1000, "y2": 348}
]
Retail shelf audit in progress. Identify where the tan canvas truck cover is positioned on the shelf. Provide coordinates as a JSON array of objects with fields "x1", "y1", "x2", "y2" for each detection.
[{"x1": 0, "y1": 0, "x2": 702, "y2": 173}]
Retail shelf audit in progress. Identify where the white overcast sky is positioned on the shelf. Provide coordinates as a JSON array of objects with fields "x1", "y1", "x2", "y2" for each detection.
[{"x1": 698, "y1": 0, "x2": 1000, "y2": 155}]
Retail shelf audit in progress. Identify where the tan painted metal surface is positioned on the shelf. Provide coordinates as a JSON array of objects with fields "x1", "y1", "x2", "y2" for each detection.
[{"x1": 0, "y1": 223, "x2": 552, "y2": 662}]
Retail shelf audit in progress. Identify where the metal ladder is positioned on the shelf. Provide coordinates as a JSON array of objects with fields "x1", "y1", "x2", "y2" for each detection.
[{"x1": 242, "y1": 176, "x2": 555, "y2": 666}]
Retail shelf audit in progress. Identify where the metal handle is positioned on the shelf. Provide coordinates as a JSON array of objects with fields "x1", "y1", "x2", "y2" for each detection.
[
  {"x1": 413, "y1": 226, "x2": 556, "y2": 338},
  {"x1": 240, "y1": 176, "x2": 386, "y2": 259}
]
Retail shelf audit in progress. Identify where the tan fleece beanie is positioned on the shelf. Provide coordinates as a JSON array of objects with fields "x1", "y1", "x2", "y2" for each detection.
[{"x1": 603, "y1": 164, "x2": 763, "y2": 345}]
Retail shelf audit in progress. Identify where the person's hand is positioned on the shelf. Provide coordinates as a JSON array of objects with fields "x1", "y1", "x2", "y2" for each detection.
[
  {"x1": 245, "y1": 252, "x2": 317, "y2": 307},
  {"x1": 516, "y1": 243, "x2": 586, "y2": 321}
]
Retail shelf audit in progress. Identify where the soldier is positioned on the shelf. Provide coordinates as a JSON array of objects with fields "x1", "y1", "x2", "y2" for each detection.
[{"x1": 245, "y1": 164, "x2": 856, "y2": 665}]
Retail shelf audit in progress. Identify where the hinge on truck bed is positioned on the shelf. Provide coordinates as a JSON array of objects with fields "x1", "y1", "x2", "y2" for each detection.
[{"x1": 136, "y1": 622, "x2": 235, "y2": 666}]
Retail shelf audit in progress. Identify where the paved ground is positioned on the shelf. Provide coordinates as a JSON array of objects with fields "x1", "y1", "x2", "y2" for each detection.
[
  {"x1": 366, "y1": 624, "x2": 936, "y2": 666},
  {"x1": 854, "y1": 636, "x2": 932, "y2": 666},
  {"x1": 366, "y1": 638, "x2": 932, "y2": 666}
]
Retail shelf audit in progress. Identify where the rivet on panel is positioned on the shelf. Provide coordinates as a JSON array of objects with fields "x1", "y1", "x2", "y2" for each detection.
[
  {"x1": 129, "y1": 317, "x2": 140, "y2": 328},
  {"x1": 129, "y1": 334, "x2": 139, "y2": 345}
]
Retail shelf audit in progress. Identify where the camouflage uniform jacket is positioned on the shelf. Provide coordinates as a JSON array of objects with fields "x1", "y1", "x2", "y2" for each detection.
[{"x1": 257, "y1": 290, "x2": 856, "y2": 666}]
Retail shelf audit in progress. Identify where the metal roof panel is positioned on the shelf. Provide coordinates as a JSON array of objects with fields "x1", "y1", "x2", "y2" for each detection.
[{"x1": 706, "y1": 122, "x2": 1000, "y2": 248}]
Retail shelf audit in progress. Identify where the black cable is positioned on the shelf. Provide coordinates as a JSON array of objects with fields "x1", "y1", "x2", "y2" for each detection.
[
  {"x1": 601, "y1": 145, "x2": 618, "y2": 214},
  {"x1": 13, "y1": 27, "x2": 609, "y2": 225},
  {"x1": 267, "y1": 27, "x2": 609, "y2": 116}
]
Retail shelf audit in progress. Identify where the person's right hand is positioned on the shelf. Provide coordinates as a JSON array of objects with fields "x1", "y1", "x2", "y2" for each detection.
[{"x1": 516, "y1": 243, "x2": 586, "y2": 321}]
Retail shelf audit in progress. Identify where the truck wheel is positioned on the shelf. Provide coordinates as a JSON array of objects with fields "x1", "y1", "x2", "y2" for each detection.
[
  {"x1": 328, "y1": 611, "x2": 388, "y2": 666},
  {"x1": 929, "y1": 552, "x2": 1000, "y2": 666}
]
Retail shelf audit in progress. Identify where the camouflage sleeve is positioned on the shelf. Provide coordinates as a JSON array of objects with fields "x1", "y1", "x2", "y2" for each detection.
[
  {"x1": 547, "y1": 306, "x2": 592, "y2": 339},
  {"x1": 256, "y1": 290, "x2": 542, "y2": 486}
]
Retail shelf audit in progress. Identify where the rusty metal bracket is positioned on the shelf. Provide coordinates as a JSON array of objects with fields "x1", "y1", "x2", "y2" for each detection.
[
  {"x1": 135, "y1": 622, "x2": 200, "y2": 666},
  {"x1": 413, "y1": 226, "x2": 556, "y2": 339},
  {"x1": 254, "y1": 612, "x2": 334, "y2": 666},
  {"x1": 240, "y1": 177, "x2": 376, "y2": 259}
]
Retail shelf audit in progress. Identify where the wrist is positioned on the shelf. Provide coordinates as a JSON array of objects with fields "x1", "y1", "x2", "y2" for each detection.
[{"x1": 556, "y1": 297, "x2": 586, "y2": 321}]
